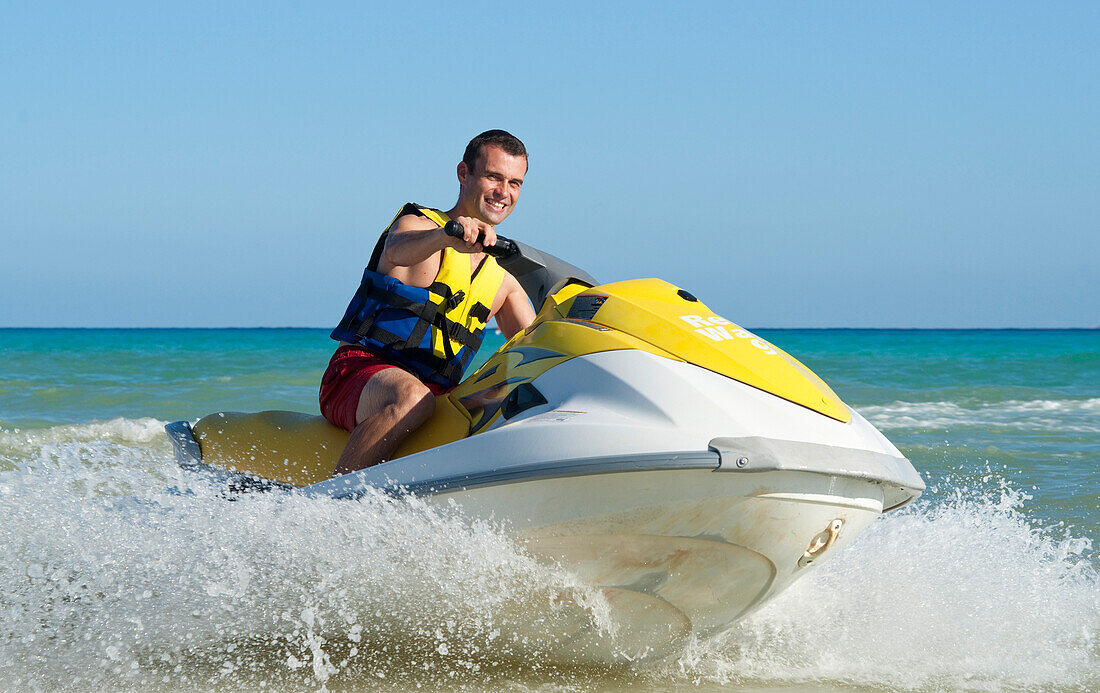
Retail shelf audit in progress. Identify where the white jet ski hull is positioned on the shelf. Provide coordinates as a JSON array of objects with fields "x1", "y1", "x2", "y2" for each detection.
[{"x1": 298, "y1": 350, "x2": 921, "y2": 661}]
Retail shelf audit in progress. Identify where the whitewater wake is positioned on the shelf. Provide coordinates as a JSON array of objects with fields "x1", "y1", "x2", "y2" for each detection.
[
  {"x1": 861, "y1": 397, "x2": 1100, "y2": 434},
  {"x1": 1, "y1": 419, "x2": 1096, "y2": 691}
]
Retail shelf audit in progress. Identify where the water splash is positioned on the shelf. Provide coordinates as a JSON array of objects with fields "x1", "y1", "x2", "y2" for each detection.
[
  {"x1": 1, "y1": 422, "x2": 1097, "y2": 691},
  {"x1": 0, "y1": 425, "x2": 616, "y2": 690},
  {"x1": 673, "y1": 473, "x2": 1099, "y2": 692}
]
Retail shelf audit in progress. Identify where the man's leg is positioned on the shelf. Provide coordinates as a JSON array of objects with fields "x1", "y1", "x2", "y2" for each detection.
[{"x1": 333, "y1": 368, "x2": 436, "y2": 476}]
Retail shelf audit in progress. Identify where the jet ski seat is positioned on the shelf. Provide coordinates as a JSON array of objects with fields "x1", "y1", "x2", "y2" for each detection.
[{"x1": 191, "y1": 395, "x2": 473, "y2": 486}]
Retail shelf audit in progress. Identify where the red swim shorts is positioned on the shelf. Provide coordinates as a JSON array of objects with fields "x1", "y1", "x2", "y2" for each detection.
[{"x1": 318, "y1": 344, "x2": 451, "y2": 432}]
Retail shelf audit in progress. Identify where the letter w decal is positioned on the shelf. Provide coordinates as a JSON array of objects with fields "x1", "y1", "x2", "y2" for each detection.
[{"x1": 695, "y1": 326, "x2": 732, "y2": 341}]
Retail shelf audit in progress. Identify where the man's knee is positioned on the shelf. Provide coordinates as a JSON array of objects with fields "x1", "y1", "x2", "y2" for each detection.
[
  {"x1": 357, "y1": 369, "x2": 434, "y2": 426},
  {"x1": 383, "y1": 378, "x2": 435, "y2": 422}
]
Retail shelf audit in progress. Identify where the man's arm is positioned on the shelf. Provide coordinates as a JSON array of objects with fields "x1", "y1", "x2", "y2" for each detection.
[
  {"x1": 379, "y1": 215, "x2": 449, "y2": 268},
  {"x1": 492, "y1": 273, "x2": 536, "y2": 339},
  {"x1": 379, "y1": 214, "x2": 497, "y2": 287}
]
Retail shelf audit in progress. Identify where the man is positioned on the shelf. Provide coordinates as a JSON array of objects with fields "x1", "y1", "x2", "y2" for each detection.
[{"x1": 321, "y1": 130, "x2": 535, "y2": 476}]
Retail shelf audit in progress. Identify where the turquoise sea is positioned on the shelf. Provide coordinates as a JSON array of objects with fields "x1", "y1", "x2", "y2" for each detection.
[{"x1": 1, "y1": 328, "x2": 1097, "y2": 691}]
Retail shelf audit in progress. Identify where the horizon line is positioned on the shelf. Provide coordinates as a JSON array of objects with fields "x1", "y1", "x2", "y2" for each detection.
[{"x1": 2, "y1": 326, "x2": 1097, "y2": 332}]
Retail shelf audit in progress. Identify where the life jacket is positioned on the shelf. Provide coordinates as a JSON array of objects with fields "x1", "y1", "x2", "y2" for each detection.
[{"x1": 330, "y1": 203, "x2": 506, "y2": 388}]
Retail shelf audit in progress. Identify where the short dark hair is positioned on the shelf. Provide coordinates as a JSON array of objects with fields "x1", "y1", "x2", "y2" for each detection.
[{"x1": 462, "y1": 129, "x2": 527, "y2": 171}]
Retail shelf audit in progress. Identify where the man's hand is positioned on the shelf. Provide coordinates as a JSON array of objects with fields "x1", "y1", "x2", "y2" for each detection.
[{"x1": 446, "y1": 216, "x2": 497, "y2": 253}]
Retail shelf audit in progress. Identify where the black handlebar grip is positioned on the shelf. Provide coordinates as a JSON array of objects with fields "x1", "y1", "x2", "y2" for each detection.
[
  {"x1": 442, "y1": 219, "x2": 464, "y2": 238},
  {"x1": 442, "y1": 219, "x2": 518, "y2": 258},
  {"x1": 484, "y1": 237, "x2": 517, "y2": 258}
]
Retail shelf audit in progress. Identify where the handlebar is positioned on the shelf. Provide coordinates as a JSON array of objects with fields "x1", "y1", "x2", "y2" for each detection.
[{"x1": 442, "y1": 219, "x2": 518, "y2": 259}]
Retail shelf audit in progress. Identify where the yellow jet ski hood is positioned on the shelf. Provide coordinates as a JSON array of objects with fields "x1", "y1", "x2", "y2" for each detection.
[
  {"x1": 535, "y1": 279, "x2": 851, "y2": 422},
  {"x1": 485, "y1": 237, "x2": 849, "y2": 422}
]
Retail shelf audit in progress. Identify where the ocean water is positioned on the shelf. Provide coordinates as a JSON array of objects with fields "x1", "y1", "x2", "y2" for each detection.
[{"x1": 0, "y1": 328, "x2": 1096, "y2": 692}]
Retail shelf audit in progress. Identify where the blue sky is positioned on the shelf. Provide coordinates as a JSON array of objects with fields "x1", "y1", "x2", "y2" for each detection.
[{"x1": 2, "y1": 1, "x2": 1097, "y2": 328}]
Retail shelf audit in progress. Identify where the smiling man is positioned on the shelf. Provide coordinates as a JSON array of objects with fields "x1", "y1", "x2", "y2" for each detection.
[{"x1": 323, "y1": 130, "x2": 535, "y2": 476}]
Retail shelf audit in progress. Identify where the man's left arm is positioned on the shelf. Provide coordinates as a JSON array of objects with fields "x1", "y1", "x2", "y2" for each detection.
[{"x1": 492, "y1": 273, "x2": 536, "y2": 339}]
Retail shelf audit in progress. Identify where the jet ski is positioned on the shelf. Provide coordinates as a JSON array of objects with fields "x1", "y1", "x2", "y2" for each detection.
[{"x1": 165, "y1": 233, "x2": 924, "y2": 662}]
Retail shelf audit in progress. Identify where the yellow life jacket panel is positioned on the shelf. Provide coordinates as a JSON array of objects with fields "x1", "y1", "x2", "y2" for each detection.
[{"x1": 330, "y1": 203, "x2": 506, "y2": 387}]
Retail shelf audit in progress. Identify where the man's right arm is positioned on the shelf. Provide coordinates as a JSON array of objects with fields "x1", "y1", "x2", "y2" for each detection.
[
  {"x1": 379, "y1": 214, "x2": 497, "y2": 286},
  {"x1": 378, "y1": 215, "x2": 451, "y2": 273}
]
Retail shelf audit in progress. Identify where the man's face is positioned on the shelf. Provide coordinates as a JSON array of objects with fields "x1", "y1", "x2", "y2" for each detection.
[{"x1": 458, "y1": 144, "x2": 526, "y2": 226}]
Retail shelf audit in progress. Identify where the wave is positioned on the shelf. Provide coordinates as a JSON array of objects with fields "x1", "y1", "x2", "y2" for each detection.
[
  {"x1": 0, "y1": 418, "x2": 171, "y2": 475},
  {"x1": 0, "y1": 425, "x2": 1096, "y2": 691},
  {"x1": 0, "y1": 438, "x2": 614, "y2": 690},
  {"x1": 0, "y1": 417, "x2": 168, "y2": 446},
  {"x1": 860, "y1": 397, "x2": 1100, "y2": 433},
  {"x1": 674, "y1": 475, "x2": 1099, "y2": 691}
]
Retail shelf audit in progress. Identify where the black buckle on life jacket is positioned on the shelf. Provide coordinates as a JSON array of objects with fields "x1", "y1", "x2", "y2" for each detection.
[
  {"x1": 447, "y1": 321, "x2": 471, "y2": 342},
  {"x1": 444, "y1": 290, "x2": 465, "y2": 312},
  {"x1": 468, "y1": 302, "x2": 490, "y2": 323}
]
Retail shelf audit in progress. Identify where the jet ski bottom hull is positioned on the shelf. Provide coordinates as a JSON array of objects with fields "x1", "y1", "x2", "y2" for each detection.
[{"x1": 417, "y1": 466, "x2": 884, "y2": 662}]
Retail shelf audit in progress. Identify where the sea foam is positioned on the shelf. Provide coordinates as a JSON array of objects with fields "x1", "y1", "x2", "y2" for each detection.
[
  {"x1": 674, "y1": 474, "x2": 1099, "y2": 691},
  {"x1": 0, "y1": 429, "x2": 614, "y2": 690},
  {"x1": 0, "y1": 424, "x2": 1096, "y2": 691},
  {"x1": 861, "y1": 397, "x2": 1100, "y2": 433}
]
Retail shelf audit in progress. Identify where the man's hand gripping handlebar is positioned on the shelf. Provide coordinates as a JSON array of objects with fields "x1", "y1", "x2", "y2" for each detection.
[{"x1": 442, "y1": 219, "x2": 517, "y2": 259}]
